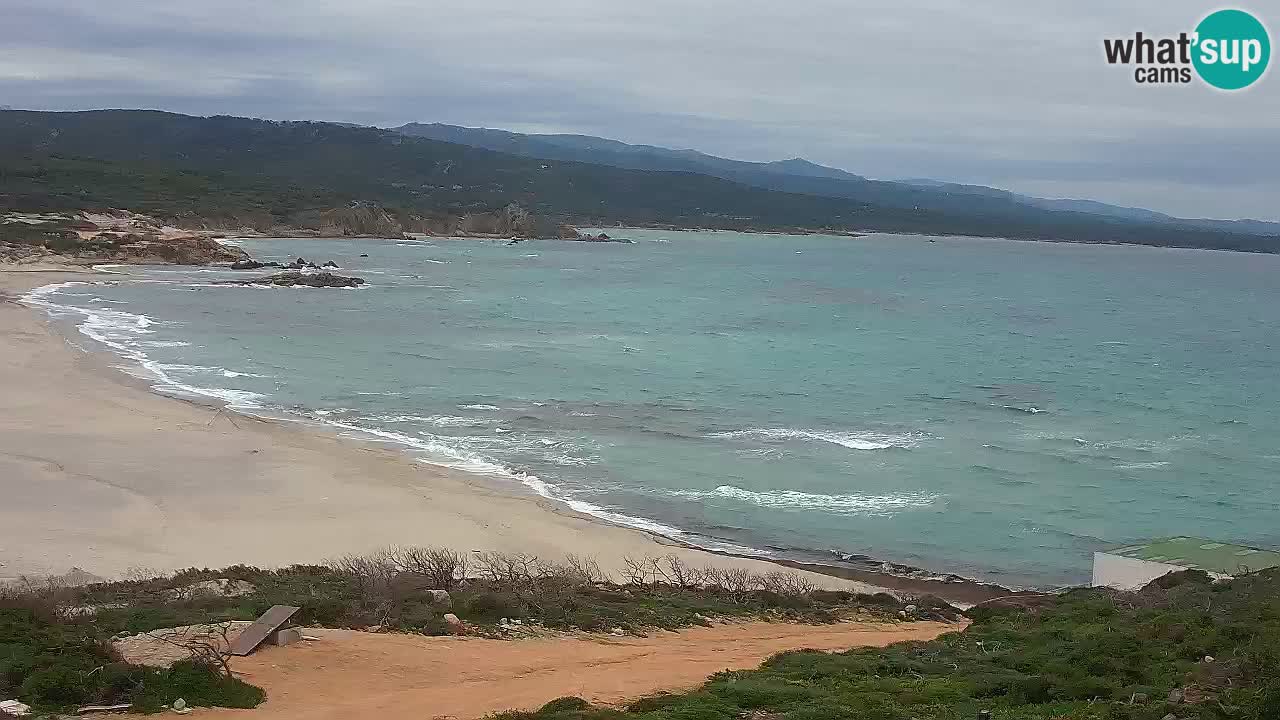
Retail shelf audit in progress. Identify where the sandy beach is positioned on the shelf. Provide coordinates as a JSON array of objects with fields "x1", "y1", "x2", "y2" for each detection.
[{"x1": 0, "y1": 267, "x2": 887, "y2": 591}]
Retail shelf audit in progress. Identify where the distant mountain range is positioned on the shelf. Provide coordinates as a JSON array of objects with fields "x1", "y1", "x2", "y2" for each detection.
[
  {"x1": 0, "y1": 109, "x2": 1277, "y2": 253},
  {"x1": 395, "y1": 123, "x2": 869, "y2": 185},
  {"x1": 395, "y1": 123, "x2": 1280, "y2": 237}
]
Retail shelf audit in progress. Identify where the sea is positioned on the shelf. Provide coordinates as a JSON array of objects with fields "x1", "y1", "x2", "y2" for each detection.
[{"x1": 23, "y1": 229, "x2": 1280, "y2": 589}]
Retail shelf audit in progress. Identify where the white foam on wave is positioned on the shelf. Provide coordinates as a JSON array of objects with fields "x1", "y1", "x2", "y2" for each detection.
[
  {"x1": 20, "y1": 282, "x2": 265, "y2": 410},
  {"x1": 667, "y1": 485, "x2": 940, "y2": 516},
  {"x1": 363, "y1": 413, "x2": 492, "y2": 428},
  {"x1": 1115, "y1": 461, "x2": 1171, "y2": 470},
  {"x1": 736, "y1": 447, "x2": 784, "y2": 459},
  {"x1": 420, "y1": 414, "x2": 493, "y2": 428},
  {"x1": 458, "y1": 404, "x2": 501, "y2": 411},
  {"x1": 546, "y1": 453, "x2": 591, "y2": 467},
  {"x1": 708, "y1": 427, "x2": 926, "y2": 450},
  {"x1": 318, "y1": 415, "x2": 765, "y2": 550},
  {"x1": 154, "y1": 362, "x2": 265, "y2": 379}
]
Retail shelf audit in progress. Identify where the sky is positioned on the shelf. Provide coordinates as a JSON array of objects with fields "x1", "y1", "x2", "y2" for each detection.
[{"x1": 2, "y1": 1, "x2": 1277, "y2": 220}]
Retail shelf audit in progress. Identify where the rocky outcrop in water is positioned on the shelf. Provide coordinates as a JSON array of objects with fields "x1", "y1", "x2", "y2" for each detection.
[
  {"x1": 230, "y1": 259, "x2": 279, "y2": 270},
  {"x1": 219, "y1": 271, "x2": 365, "y2": 288},
  {"x1": 549, "y1": 224, "x2": 633, "y2": 244},
  {"x1": 576, "y1": 232, "x2": 633, "y2": 244}
]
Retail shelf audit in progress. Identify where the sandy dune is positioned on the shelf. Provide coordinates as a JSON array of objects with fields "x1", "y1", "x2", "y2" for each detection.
[{"x1": 202, "y1": 620, "x2": 958, "y2": 720}]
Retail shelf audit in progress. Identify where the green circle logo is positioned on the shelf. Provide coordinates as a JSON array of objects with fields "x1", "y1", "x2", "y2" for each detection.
[{"x1": 1193, "y1": 9, "x2": 1270, "y2": 90}]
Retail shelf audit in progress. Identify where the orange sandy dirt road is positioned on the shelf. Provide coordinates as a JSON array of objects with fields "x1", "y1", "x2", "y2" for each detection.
[{"x1": 202, "y1": 620, "x2": 962, "y2": 720}]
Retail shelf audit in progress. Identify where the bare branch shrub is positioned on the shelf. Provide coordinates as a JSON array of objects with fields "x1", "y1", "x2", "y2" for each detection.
[
  {"x1": 473, "y1": 552, "x2": 541, "y2": 590},
  {"x1": 393, "y1": 547, "x2": 469, "y2": 589},
  {"x1": 562, "y1": 554, "x2": 608, "y2": 585},
  {"x1": 621, "y1": 555, "x2": 657, "y2": 585},
  {"x1": 327, "y1": 548, "x2": 399, "y2": 622},
  {"x1": 652, "y1": 555, "x2": 704, "y2": 587},
  {"x1": 329, "y1": 548, "x2": 398, "y2": 594},
  {"x1": 757, "y1": 571, "x2": 818, "y2": 596},
  {"x1": 536, "y1": 555, "x2": 606, "y2": 586},
  {"x1": 149, "y1": 622, "x2": 238, "y2": 677},
  {"x1": 707, "y1": 566, "x2": 756, "y2": 595}
]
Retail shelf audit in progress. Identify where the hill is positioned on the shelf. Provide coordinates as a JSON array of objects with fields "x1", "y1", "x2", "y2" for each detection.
[
  {"x1": 397, "y1": 122, "x2": 1280, "y2": 239},
  {"x1": 0, "y1": 109, "x2": 1276, "y2": 251}
]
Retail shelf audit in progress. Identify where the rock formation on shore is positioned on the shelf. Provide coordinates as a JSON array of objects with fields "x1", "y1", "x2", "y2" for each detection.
[
  {"x1": 230, "y1": 257, "x2": 339, "y2": 271},
  {"x1": 114, "y1": 233, "x2": 246, "y2": 264},
  {"x1": 2, "y1": 210, "x2": 247, "y2": 265}
]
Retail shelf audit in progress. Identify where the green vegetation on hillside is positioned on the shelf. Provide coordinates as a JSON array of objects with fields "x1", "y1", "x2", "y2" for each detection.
[
  {"x1": 22, "y1": 550, "x2": 937, "y2": 640},
  {"x1": 1, "y1": 549, "x2": 940, "y2": 713},
  {"x1": 500, "y1": 569, "x2": 1280, "y2": 720},
  {"x1": 6, "y1": 547, "x2": 1280, "y2": 718},
  {"x1": 1, "y1": 109, "x2": 1277, "y2": 252},
  {"x1": 0, "y1": 603, "x2": 262, "y2": 714}
]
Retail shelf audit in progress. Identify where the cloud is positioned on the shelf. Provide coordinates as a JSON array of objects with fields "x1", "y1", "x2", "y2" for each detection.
[{"x1": 1, "y1": 0, "x2": 1276, "y2": 219}]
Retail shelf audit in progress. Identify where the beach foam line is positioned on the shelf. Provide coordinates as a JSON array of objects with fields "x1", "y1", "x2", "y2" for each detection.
[
  {"x1": 20, "y1": 282, "x2": 266, "y2": 410},
  {"x1": 708, "y1": 427, "x2": 927, "y2": 450},
  {"x1": 317, "y1": 416, "x2": 761, "y2": 554},
  {"x1": 363, "y1": 413, "x2": 494, "y2": 428},
  {"x1": 18, "y1": 282, "x2": 772, "y2": 563},
  {"x1": 663, "y1": 485, "x2": 940, "y2": 516}
]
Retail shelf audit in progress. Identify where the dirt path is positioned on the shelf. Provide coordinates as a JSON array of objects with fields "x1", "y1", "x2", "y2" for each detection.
[{"x1": 201, "y1": 620, "x2": 960, "y2": 719}]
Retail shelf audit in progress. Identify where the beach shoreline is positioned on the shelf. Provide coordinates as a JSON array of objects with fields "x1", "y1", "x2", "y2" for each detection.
[{"x1": 0, "y1": 265, "x2": 1023, "y2": 605}]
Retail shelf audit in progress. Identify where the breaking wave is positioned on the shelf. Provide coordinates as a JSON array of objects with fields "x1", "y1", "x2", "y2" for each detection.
[
  {"x1": 21, "y1": 282, "x2": 265, "y2": 409},
  {"x1": 664, "y1": 485, "x2": 940, "y2": 516},
  {"x1": 708, "y1": 427, "x2": 927, "y2": 450}
]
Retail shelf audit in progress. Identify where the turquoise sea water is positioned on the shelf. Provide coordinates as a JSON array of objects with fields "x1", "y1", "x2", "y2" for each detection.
[{"x1": 26, "y1": 230, "x2": 1280, "y2": 588}]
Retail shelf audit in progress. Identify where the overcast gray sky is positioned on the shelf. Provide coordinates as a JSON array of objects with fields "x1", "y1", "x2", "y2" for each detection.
[{"x1": 2, "y1": 1, "x2": 1276, "y2": 220}]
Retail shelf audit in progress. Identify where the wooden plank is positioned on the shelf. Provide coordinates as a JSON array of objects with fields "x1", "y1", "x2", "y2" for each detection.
[
  {"x1": 76, "y1": 703, "x2": 133, "y2": 714},
  {"x1": 228, "y1": 605, "x2": 301, "y2": 656}
]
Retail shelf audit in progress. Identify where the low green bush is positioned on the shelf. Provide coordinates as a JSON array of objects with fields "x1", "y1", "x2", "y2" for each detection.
[{"x1": 0, "y1": 605, "x2": 262, "y2": 713}]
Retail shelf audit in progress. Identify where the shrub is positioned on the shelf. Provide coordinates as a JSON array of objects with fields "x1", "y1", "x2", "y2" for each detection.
[
  {"x1": 19, "y1": 666, "x2": 92, "y2": 706},
  {"x1": 541, "y1": 696, "x2": 593, "y2": 713},
  {"x1": 393, "y1": 546, "x2": 469, "y2": 590},
  {"x1": 130, "y1": 660, "x2": 264, "y2": 712},
  {"x1": 0, "y1": 605, "x2": 262, "y2": 713}
]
